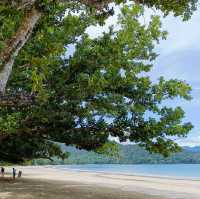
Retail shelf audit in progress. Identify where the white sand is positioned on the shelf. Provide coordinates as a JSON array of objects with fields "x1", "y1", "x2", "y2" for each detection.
[{"x1": 0, "y1": 166, "x2": 200, "y2": 199}]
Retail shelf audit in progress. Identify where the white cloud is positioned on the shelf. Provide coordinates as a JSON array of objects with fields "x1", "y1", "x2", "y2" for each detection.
[
  {"x1": 157, "y1": 9, "x2": 200, "y2": 55},
  {"x1": 177, "y1": 134, "x2": 200, "y2": 147}
]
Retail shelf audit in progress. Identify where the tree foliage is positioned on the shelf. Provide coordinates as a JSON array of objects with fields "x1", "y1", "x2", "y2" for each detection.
[{"x1": 0, "y1": 0, "x2": 196, "y2": 162}]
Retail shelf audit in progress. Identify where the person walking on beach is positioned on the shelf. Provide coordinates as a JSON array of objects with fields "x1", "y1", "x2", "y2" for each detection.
[
  {"x1": 1, "y1": 167, "x2": 5, "y2": 177},
  {"x1": 12, "y1": 168, "x2": 16, "y2": 180}
]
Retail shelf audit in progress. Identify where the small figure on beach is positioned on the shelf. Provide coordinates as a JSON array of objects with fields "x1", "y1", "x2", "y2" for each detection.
[
  {"x1": 18, "y1": 170, "x2": 22, "y2": 178},
  {"x1": 1, "y1": 167, "x2": 5, "y2": 177},
  {"x1": 12, "y1": 168, "x2": 16, "y2": 180}
]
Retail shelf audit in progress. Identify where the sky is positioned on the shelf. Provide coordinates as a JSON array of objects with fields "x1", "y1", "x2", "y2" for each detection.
[
  {"x1": 150, "y1": 10, "x2": 200, "y2": 147},
  {"x1": 83, "y1": 5, "x2": 200, "y2": 147}
]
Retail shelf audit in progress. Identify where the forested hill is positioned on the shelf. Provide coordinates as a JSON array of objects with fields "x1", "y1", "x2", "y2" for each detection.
[{"x1": 33, "y1": 145, "x2": 200, "y2": 165}]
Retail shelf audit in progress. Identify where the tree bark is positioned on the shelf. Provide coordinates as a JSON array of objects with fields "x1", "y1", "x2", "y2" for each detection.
[{"x1": 0, "y1": 6, "x2": 42, "y2": 94}]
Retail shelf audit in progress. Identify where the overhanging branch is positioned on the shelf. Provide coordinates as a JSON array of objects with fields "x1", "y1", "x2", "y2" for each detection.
[{"x1": 0, "y1": 92, "x2": 35, "y2": 107}]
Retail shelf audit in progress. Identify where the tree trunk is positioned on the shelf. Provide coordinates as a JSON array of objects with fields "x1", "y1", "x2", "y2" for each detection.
[{"x1": 0, "y1": 6, "x2": 42, "y2": 94}]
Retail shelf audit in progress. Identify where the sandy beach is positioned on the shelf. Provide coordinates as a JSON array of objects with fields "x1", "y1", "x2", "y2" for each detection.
[{"x1": 0, "y1": 166, "x2": 200, "y2": 199}]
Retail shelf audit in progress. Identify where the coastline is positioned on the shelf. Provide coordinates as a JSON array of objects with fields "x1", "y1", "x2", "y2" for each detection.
[
  {"x1": 0, "y1": 166, "x2": 200, "y2": 199},
  {"x1": 52, "y1": 164, "x2": 200, "y2": 181}
]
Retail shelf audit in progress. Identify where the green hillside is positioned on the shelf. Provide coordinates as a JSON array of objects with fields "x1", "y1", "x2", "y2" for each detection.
[{"x1": 32, "y1": 145, "x2": 200, "y2": 165}]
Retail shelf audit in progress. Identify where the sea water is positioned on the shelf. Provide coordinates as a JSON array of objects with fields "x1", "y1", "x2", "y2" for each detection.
[{"x1": 55, "y1": 164, "x2": 200, "y2": 179}]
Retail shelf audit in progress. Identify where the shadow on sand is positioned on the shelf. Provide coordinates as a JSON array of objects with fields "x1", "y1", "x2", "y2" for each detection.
[{"x1": 0, "y1": 177, "x2": 161, "y2": 199}]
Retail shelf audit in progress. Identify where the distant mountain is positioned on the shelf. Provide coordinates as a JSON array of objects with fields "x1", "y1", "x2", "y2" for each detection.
[
  {"x1": 33, "y1": 144, "x2": 200, "y2": 165},
  {"x1": 183, "y1": 146, "x2": 200, "y2": 152}
]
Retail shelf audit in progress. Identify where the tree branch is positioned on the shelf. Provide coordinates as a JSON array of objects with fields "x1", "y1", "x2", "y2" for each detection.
[
  {"x1": 0, "y1": 92, "x2": 35, "y2": 107},
  {"x1": 0, "y1": 6, "x2": 42, "y2": 94}
]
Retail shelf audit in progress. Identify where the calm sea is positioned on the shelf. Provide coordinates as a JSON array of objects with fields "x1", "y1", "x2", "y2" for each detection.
[{"x1": 55, "y1": 164, "x2": 200, "y2": 179}]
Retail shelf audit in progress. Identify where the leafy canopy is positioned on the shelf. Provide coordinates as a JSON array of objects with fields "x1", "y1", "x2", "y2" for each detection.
[
  {"x1": 0, "y1": 0, "x2": 197, "y2": 52},
  {"x1": 0, "y1": 1, "x2": 195, "y2": 162}
]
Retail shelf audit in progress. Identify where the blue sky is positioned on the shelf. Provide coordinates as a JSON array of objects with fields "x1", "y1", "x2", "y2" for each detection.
[
  {"x1": 83, "y1": 6, "x2": 200, "y2": 146},
  {"x1": 150, "y1": 10, "x2": 200, "y2": 146}
]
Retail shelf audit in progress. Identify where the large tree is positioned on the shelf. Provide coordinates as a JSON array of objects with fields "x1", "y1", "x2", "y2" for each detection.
[
  {"x1": 0, "y1": 0, "x2": 197, "y2": 93},
  {"x1": 0, "y1": 0, "x2": 196, "y2": 162}
]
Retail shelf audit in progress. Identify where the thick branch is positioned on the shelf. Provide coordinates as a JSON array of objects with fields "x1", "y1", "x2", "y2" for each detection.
[
  {"x1": 0, "y1": 6, "x2": 42, "y2": 94},
  {"x1": 0, "y1": 0, "x2": 109, "y2": 94},
  {"x1": 0, "y1": 92, "x2": 35, "y2": 107}
]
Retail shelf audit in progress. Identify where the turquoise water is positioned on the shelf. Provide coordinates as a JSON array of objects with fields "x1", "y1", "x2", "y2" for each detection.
[{"x1": 56, "y1": 164, "x2": 200, "y2": 179}]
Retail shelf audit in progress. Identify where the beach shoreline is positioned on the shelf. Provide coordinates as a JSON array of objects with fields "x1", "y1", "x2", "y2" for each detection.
[
  {"x1": 51, "y1": 164, "x2": 200, "y2": 181},
  {"x1": 0, "y1": 166, "x2": 200, "y2": 199}
]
